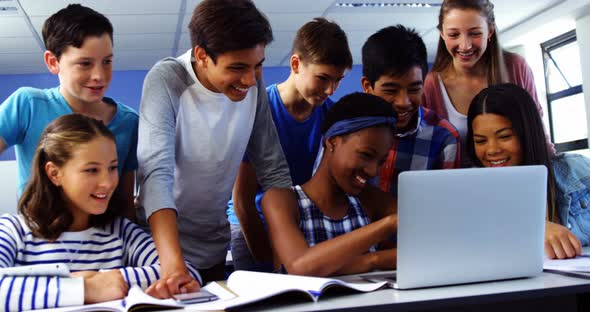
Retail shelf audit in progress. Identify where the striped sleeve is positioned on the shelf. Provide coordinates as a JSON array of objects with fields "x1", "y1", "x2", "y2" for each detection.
[
  {"x1": 116, "y1": 218, "x2": 202, "y2": 288},
  {"x1": 0, "y1": 215, "x2": 84, "y2": 311}
]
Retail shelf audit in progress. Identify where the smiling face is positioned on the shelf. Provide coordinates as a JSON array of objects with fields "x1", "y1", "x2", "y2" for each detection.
[
  {"x1": 362, "y1": 66, "x2": 423, "y2": 132},
  {"x1": 292, "y1": 57, "x2": 347, "y2": 106},
  {"x1": 46, "y1": 136, "x2": 118, "y2": 228},
  {"x1": 441, "y1": 8, "x2": 494, "y2": 71},
  {"x1": 194, "y1": 44, "x2": 266, "y2": 102},
  {"x1": 328, "y1": 127, "x2": 393, "y2": 195},
  {"x1": 45, "y1": 34, "x2": 113, "y2": 108},
  {"x1": 472, "y1": 113, "x2": 523, "y2": 167}
]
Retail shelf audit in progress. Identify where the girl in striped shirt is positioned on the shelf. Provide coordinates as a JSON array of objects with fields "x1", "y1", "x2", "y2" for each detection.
[{"x1": 0, "y1": 114, "x2": 200, "y2": 311}]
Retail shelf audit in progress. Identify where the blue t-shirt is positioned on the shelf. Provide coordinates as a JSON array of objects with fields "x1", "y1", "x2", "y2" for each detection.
[
  {"x1": 226, "y1": 83, "x2": 335, "y2": 224},
  {"x1": 0, "y1": 86, "x2": 139, "y2": 195}
]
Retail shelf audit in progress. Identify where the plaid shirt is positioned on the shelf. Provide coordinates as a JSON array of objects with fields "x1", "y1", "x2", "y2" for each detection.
[
  {"x1": 293, "y1": 185, "x2": 376, "y2": 252},
  {"x1": 377, "y1": 106, "x2": 460, "y2": 196}
]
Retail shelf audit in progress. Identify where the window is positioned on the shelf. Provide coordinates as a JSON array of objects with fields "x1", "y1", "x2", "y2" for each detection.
[{"x1": 541, "y1": 30, "x2": 587, "y2": 154}]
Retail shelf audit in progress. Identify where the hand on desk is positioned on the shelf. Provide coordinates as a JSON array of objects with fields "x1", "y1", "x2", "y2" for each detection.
[
  {"x1": 146, "y1": 267, "x2": 201, "y2": 299},
  {"x1": 545, "y1": 221, "x2": 582, "y2": 259},
  {"x1": 73, "y1": 270, "x2": 128, "y2": 304}
]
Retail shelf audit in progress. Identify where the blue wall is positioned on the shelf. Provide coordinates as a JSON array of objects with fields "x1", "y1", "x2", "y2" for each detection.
[{"x1": 0, "y1": 64, "x2": 364, "y2": 161}]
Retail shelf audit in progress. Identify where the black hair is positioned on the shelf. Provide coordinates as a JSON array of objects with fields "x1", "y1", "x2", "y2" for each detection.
[
  {"x1": 322, "y1": 92, "x2": 396, "y2": 134},
  {"x1": 466, "y1": 83, "x2": 556, "y2": 221},
  {"x1": 188, "y1": 0, "x2": 273, "y2": 63},
  {"x1": 362, "y1": 25, "x2": 428, "y2": 85},
  {"x1": 42, "y1": 4, "x2": 113, "y2": 59}
]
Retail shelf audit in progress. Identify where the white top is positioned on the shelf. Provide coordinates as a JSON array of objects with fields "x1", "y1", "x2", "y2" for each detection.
[
  {"x1": 438, "y1": 77, "x2": 468, "y2": 144},
  {"x1": 438, "y1": 77, "x2": 469, "y2": 166}
]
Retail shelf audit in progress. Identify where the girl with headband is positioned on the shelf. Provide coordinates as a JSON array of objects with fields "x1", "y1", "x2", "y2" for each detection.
[{"x1": 262, "y1": 93, "x2": 398, "y2": 277}]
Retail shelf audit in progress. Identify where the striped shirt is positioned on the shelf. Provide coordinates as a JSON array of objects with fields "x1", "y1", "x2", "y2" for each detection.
[
  {"x1": 0, "y1": 214, "x2": 201, "y2": 311},
  {"x1": 293, "y1": 185, "x2": 376, "y2": 252},
  {"x1": 377, "y1": 106, "x2": 460, "y2": 196}
]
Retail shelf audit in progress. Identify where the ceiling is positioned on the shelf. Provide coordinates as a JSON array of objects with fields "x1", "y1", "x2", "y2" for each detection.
[{"x1": 0, "y1": 0, "x2": 573, "y2": 75}]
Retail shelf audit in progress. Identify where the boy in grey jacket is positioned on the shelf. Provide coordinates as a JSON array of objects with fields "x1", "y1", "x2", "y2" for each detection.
[{"x1": 137, "y1": 0, "x2": 291, "y2": 296}]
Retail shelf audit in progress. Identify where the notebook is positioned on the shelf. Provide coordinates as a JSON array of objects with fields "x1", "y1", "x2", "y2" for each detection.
[{"x1": 362, "y1": 165, "x2": 547, "y2": 289}]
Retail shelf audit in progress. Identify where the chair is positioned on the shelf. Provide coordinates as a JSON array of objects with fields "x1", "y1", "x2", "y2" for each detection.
[{"x1": 0, "y1": 160, "x2": 18, "y2": 215}]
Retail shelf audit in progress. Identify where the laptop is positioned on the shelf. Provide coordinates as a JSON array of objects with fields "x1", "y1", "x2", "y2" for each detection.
[{"x1": 358, "y1": 165, "x2": 547, "y2": 289}]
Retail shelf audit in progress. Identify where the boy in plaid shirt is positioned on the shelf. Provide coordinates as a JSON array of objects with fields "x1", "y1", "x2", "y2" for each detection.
[{"x1": 361, "y1": 25, "x2": 460, "y2": 196}]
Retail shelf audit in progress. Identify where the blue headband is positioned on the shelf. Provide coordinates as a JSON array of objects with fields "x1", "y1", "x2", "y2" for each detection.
[
  {"x1": 324, "y1": 116, "x2": 397, "y2": 139},
  {"x1": 311, "y1": 116, "x2": 396, "y2": 173}
]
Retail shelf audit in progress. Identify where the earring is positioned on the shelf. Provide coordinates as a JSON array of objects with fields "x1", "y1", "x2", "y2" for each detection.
[{"x1": 329, "y1": 147, "x2": 334, "y2": 152}]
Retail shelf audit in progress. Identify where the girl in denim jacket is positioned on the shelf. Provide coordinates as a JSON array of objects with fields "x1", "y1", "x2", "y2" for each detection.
[{"x1": 466, "y1": 83, "x2": 590, "y2": 260}]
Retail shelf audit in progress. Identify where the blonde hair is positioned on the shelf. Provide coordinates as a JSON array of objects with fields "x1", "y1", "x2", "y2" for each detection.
[{"x1": 432, "y1": 0, "x2": 509, "y2": 84}]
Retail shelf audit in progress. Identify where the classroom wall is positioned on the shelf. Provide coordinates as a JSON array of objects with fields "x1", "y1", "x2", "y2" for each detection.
[
  {"x1": 0, "y1": 64, "x2": 364, "y2": 161},
  {"x1": 576, "y1": 13, "x2": 590, "y2": 148}
]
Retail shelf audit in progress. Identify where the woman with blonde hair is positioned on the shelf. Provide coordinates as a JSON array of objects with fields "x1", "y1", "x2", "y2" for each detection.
[{"x1": 424, "y1": 0, "x2": 544, "y2": 166}]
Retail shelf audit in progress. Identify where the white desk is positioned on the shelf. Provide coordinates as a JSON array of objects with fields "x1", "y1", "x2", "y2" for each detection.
[{"x1": 234, "y1": 271, "x2": 590, "y2": 312}]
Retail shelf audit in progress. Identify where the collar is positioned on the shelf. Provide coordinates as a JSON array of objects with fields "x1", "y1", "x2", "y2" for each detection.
[{"x1": 395, "y1": 106, "x2": 423, "y2": 138}]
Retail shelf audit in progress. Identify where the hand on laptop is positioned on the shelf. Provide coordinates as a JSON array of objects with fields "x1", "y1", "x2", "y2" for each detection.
[{"x1": 545, "y1": 221, "x2": 582, "y2": 259}]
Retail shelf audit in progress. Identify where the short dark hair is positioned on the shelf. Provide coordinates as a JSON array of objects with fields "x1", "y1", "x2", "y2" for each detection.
[
  {"x1": 466, "y1": 83, "x2": 557, "y2": 221},
  {"x1": 362, "y1": 25, "x2": 428, "y2": 86},
  {"x1": 42, "y1": 4, "x2": 113, "y2": 59},
  {"x1": 322, "y1": 92, "x2": 396, "y2": 134},
  {"x1": 188, "y1": 0, "x2": 273, "y2": 63},
  {"x1": 292, "y1": 18, "x2": 352, "y2": 68},
  {"x1": 19, "y1": 114, "x2": 122, "y2": 240}
]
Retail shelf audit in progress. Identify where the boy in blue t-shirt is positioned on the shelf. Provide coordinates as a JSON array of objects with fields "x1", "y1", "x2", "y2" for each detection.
[
  {"x1": 227, "y1": 18, "x2": 353, "y2": 271},
  {"x1": 0, "y1": 4, "x2": 138, "y2": 219}
]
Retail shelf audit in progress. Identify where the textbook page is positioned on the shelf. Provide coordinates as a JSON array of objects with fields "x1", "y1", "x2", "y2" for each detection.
[
  {"x1": 228, "y1": 271, "x2": 386, "y2": 302},
  {"x1": 123, "y1": 285, "x2": 181, "y2": 311},
  {"x1": 25, "y1": 286, "x2": 182, "y2": 312},
  {"x1": 184, "y1": 271, "x2": 386, "y2": 311},
  {"x1": 544, "y1": 256, "x2": 590, "y2": 272}
]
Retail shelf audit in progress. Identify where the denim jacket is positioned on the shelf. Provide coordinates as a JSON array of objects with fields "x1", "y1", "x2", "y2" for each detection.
[{"x1": 553, "y1": 153, "x2": 590, "y2": 246}]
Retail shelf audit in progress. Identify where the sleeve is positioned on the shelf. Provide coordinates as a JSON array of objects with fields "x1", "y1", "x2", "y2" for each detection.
[
  {"x1": 137, "y1": 65, "x2": 178, "y2": 217},
  {"x1": 439, "y1": 130, "x2": 461, "y2": 169},
  {"x1": 123, "y1": 113, "x2": 139, "y2": 172},
  {"x1": 0, "y1": 88, "x2": 32, "y2": 148},
  {"x1": 422, "y1": 72, "x2": 435, "y2": 111},
  {"x1": 117, "y1": 218, "x2": 202, "y2": 288},
  {"x1": 517, "y1": 56, "x2": 543, "y2": 116},
  {"x1": 0, "y1": 215, "x2": 84, "y2": 310},
  {"x1": 245, "y1": 79, "x2": 292, "y2": 191},
  {"x1": 422, "y1": 73, "x2": 437, "y2": 113}
]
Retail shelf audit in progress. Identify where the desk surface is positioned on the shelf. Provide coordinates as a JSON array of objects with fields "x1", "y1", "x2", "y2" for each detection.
[{"x1": 238, "y1": 271, "x2": 590, "y2": 312}]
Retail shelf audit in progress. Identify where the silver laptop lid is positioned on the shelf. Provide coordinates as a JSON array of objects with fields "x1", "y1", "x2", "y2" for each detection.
[{"x1": 396, "y1": 165, "x2": 547, "y2": 289}]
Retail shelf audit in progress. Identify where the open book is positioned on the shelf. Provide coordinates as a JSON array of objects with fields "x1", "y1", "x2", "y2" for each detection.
[
  {"x1": 29, "y1": 272, "x2": 385, "y2": 312},
  {"x1": 28, "y1": 283, "x2": 231, "y2": 312},
  {"x1": 183, "y1": 270, "x2": 388, "y2": 310}
]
